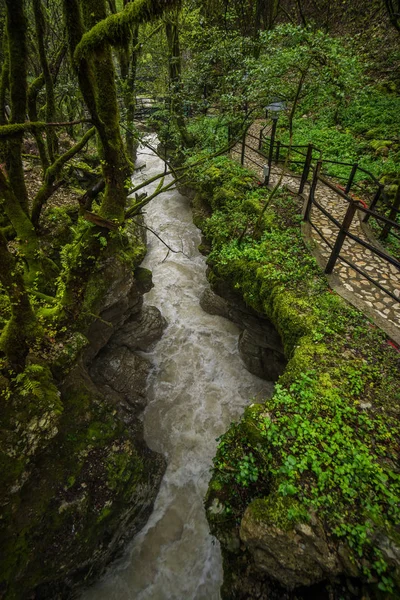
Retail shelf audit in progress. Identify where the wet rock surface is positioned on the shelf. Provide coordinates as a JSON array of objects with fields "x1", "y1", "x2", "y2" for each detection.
[
  {"x1": 84, "y1": 265, "x2": 153, "y2": 364},
  {"x1": 110, "y1": 304, "x2": 167, "y2": 352},
  {"x1": 200, "y1": 285, "x2": 286, "y2": 381},
  {"x1": 0, "y1": 245, "x2": 167, "y2": 599},
  {"x1": 91, "y1": 346, "x2": 150, "y2": 412},
  {"x1": 238, "y1": 330, "x2": 287, "y2": 380},
  {"x1": 240, "y1": 506, "x2": 341, "y2": 589}
]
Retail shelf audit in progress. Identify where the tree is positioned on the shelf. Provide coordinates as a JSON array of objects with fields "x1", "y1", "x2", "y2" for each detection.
[
  {"x1": 384, "y1": 0, "x2": 400, "y2": 33},
  {"x1": 0, "y1": 0, "x2": 179, "y2": 372}
]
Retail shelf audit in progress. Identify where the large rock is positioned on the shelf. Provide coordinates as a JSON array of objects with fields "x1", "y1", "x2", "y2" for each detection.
[
  {"x1": 240, "y1": 500, "x2": 341, "y2": 589},
  {"x1": 238, "y1": 330, "x2": 286, "y2": 380},
  {"x1": 0, "y1": 365, "x2": 166, "y2": 600},
  {"x1": 200, "y1": 287, "x2": 286, "y2": 381},
  {"x1": 111, "y1": 305, "x2": 167, "y2": 352},
  {"x1": 84, "y1": 265, "x2": 153, "y2": 363},
  {"x1": 90, "y1": 346, "x2": 150, "y2": 412},
  {"x1": 200, "y1": 287, "x2": 231, "y2": 320}
]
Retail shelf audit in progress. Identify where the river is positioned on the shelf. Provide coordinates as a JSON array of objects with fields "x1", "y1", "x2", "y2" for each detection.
[{"x1": 81, "y1": 138, "x2": 273, "y2": 600}]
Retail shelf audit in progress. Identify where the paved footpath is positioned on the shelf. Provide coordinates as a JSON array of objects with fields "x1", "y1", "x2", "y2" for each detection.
[{"x1": 231, "y1": 122, "x2": 400, "y2": 344}]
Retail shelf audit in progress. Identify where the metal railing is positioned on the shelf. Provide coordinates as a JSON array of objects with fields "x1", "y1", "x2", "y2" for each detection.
[
  {"x1": 258, "y1": 128, "x2": 400, "y2": 242},
  {"x1": 304, "y1": 163, "x2": 400, "y2": 302},
  {"x1": 235, "y1": 128, "x2": 400, "y2": 303}
]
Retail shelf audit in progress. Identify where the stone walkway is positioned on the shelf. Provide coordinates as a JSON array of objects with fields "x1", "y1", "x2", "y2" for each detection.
[{"x1": 231, "y1": 123, "x2": 400, "y2": 344}]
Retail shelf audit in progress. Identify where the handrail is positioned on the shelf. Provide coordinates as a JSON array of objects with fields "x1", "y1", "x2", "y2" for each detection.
[
  {"x1": 307, "y1": 174, "x2": 400, "y2": 301},
  {"x1": 260, "y1": 128, "x2": 399, "y2": 237},
  {"x1": 259, "y1": 129, "x2": 381, "y2": 188},
  {"x1": 235, "y1": 126, "x2": 400, "y2": 305}
]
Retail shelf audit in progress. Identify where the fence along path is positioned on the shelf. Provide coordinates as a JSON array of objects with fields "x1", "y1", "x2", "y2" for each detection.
[{"x1": 231, "y1": 122, "x2": 400, "y2": 344}]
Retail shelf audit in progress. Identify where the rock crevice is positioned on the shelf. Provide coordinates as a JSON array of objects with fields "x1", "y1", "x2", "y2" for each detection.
[{"x1": 200, "y1": 282, "x2": 286, "y2": 381}]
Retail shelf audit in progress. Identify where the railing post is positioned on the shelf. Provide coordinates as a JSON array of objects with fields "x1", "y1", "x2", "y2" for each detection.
[
  {"x1": 259, "y1": 128, "x2": 263, "y2": 151},
  {"x1": 303, "y1": 160, "x2": 322, "y2": 222},
  {"x1": 299, "y1": 143, "x2": 313, "y2": 195},
  {"x1": 275, "y1": 141, "x2": 281, "y2": 163},
  {"x1": 364, "y1": 184, "x2": 383, "y2": 223},
  {"x1": 345, "y1": 162, "x2": 358, "y2": 194},
  {"x1": 380, "y1": 184, "x2": 400, "y2": 240},
  {"x1": 266, "y1": 118, "x2": 278, "y2": 185},
  {"x1": 241, "y1": 131, "x2": 246, "y2": 165},
  {"x1": 325, "y1": 200, "x2": 358, "y2": 274}
]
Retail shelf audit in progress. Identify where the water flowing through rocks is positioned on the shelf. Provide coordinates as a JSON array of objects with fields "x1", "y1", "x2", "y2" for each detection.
[{"x1": 82, "y1": 139, "x2": 274, "y2": 600}]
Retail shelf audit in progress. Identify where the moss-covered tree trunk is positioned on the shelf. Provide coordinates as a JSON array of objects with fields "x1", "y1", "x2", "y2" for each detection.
[
  {"x1": 121, "y1": 24, "x2": 139, "y2": 159},
  {"x1": 27, "y1": 74, "x2": 50, "y2": 172},
  {"x1": 4, "y1": 0, "x2": 29, "y2": 214},
  {"x1": 0, "y1": 0, "x2": 55, "y2": 285},
  {"x1": 63, "y1": 0, "x2": 130, "y2": 224},
  {"x1": 0, "y1": 230, "x2": 40, "y2": 371},
  {"x1": 165, "y1": 13, "x2": 194, "y2": 149},
  {"x1": 31, "y1": 126, "x2": 96, "y2": 228},
  {"x1": 32, "y1": 0, "x2": 59, "y2": 162},
  {"x1": 0, "y1": 36, "x2": 9, "y2": 128},
  {"x1": 0, "y1": 168, "x2": 56, "y2": 289},
  {"x1": 84, "y1": 0, "x2": 131, "y2": 222}
]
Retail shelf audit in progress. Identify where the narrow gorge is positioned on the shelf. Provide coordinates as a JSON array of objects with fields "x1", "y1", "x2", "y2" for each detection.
[{"x1": 82, "y1": 140, "x2": 276, "y2": 599}]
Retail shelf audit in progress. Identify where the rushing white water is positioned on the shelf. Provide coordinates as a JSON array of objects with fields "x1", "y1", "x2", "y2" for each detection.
[{"x1": 82, "y1": 139, "x2": 273, "y2": 600}]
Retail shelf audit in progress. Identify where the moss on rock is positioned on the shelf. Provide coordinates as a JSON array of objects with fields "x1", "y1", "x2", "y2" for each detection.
[
  {"x1": 0, "y1": 363, "x2": 165, "y2": 600},
  {"x1": 192, "y1": 155, "x2": 400, "y2": 596}
]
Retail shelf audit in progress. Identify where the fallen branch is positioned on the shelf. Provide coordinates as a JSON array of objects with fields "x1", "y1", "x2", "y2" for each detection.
[
  {"x1": 125, "y1": 174, "x2": 187, "y2": 217},
  {"x1": 132, "y1": 219, "x2": 190, "y2": 260},
  {"x1": 83, "y1": 211, "x2": 119, "y2": 230}
]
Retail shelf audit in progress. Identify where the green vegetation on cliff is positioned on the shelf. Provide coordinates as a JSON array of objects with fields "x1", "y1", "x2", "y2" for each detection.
[{"x1": 189, "y1": 155, "x2": 400, "y2": 594}]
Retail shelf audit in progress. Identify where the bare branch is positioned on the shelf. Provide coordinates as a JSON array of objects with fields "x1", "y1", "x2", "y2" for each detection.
[{"x1": 132, "y1": 219, "x2": 190, "y2": 260}]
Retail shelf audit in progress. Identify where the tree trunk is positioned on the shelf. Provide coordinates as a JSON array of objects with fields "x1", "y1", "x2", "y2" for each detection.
[
  {"x1": 33, "y1": 0, "x2": 59, "y2": 162},
  {"x1": 0, "y1": 36, "x2": 9, "y2": 127},
  {"x1": 165, "y1": 14, "x2": 193, "y2": 149},
  {"x1": 64, "y1": 0, "x2": 130, "y2": 223},
  {"x1": 124, "y1": 26, "x2": 139, "y2": 159},
  {"x1": 0, "y1": 229, "x2": 40, "y2": 371},
  {"x1": 27, "y1": 74, "x2": 50, "y2": 172},
  {"x1": 4, "y1": 0, "x2": 29, "y2": 214}
]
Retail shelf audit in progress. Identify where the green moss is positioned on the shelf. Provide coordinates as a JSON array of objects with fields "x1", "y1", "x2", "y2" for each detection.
[
  {"x1": 74, "y1": 0, "x2": 171, "y2": 64},
  {"x1": 134, "y1": 266, "x2": 152, "y2": 286},
  {"x1": 192, "y1": 154, "x2": 400, "y2": 592},
  {"x1": 0, "y1": 363, "x2": 154, "y2": 598},
  {"x1": 106, "y1": 444, "x2": 143, "y2": 492},
  {"x1": 247, "y1": 495, "x2": 306, "y2": 531}
]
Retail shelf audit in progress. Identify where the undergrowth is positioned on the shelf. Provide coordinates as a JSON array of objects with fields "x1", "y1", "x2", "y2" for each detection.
[{"x1": 189, "y1": 155, "x2": 400, "y2": 594}]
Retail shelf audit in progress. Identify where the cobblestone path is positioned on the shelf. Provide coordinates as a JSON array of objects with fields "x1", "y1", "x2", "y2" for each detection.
[{"x1": 231, "y1": 122, "x2": 400, "y2": 343}]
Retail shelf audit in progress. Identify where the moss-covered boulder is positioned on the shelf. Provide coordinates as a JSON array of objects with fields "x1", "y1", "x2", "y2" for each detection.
[
  {"x1": 0, "y1": 364, "x2": 165, "y2": 599},
  {"x1": 0, "y1": 221, "x2": 166, "y2": 599}
]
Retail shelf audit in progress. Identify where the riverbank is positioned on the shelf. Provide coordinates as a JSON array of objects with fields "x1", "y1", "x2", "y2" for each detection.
[
  {"x1": 187, "y1": 154, "x2": 400, "y2": 598},
  {"x1": 81, "y1": 138, "x2": 273, "y2": 599},
  {"x1": 0, "y1": 202, "x2": 166, "y2": 598}
]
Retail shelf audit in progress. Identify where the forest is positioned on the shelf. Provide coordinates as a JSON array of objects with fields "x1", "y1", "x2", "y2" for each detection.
[{"x1": 0, "y1": 0, "x2": 399, "y2": 598}]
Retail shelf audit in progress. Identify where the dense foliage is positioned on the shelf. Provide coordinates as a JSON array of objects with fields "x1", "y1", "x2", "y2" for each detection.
[
  {"x1": 0, "y1": 0, "x2": 399, "y2": 597},
  {"x1": 188, "y1": 155, "x2": 400, "y2": 594}
]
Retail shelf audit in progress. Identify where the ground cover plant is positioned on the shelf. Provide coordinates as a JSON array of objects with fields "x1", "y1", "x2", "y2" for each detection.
[
  {"x1": 1, "y1": 0, "x2": 400, "y2": 596},
  {"x1": 187, "y1": 154, "x2": 400, "y2": 595}
]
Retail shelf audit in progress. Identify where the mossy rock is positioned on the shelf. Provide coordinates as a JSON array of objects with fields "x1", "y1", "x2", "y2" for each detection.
[
  {"x1": 0, "y1": 365, "x2": 165, "y2": 599},
  {"x1": 369, "y1": 139, "x2": 394, "y2": 156},
  {"x1": 193, "y1": 155, "x2": 400, "y2": 595}
]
